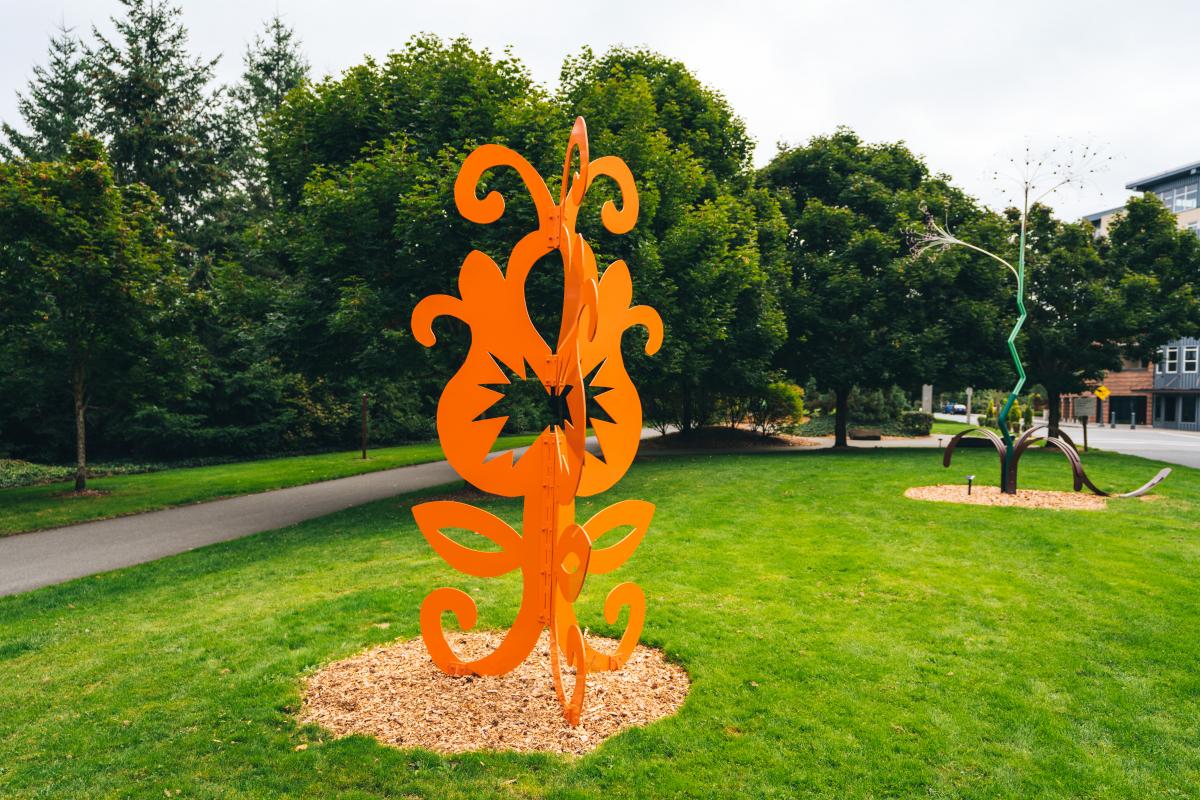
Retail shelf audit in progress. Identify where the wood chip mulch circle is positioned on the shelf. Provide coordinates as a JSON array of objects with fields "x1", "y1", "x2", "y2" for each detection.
[
  {"x1": 300, "y1": 631, "x2": 690, "y2": 755},
  {"x1": 905, "y1": 484, "x2": 1107, "y2": 511}
]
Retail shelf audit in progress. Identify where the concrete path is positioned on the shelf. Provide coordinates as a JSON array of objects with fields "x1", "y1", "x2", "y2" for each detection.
[
  {"x1": 0, "y1": 431, "x2": 951, "y2": 598},
  {"x1": 20, "y1": 421, "x2": 1183, "y2": 599},
  {"x1": 0, "y1": 459, "x2": 464, "y2": 597}
]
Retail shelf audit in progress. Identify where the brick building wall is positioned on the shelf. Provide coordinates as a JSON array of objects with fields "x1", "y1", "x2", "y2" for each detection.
[{"x1": 1060, "y1": 361, "x2": 1154, "y2": 425}]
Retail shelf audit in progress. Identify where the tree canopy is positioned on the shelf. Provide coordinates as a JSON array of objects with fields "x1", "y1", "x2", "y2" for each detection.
[
  {"x1": 761, "y1": 128, "x2": 1011, "y2": 445},
  {"x1": 1, "y1": 7, "x2": 1197, "y2": 472},
  {"x1": 0, "y1": 135, "x2": 179, "y2": 488}
]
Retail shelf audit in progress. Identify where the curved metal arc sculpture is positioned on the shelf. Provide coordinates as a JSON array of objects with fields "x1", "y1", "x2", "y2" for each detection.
[
  {"x1": 943, "y1": 425, "x2": 1171, "y2": 499},
  {"x1": 410, "y1": 117, "x2": 663, "y2": 725}
]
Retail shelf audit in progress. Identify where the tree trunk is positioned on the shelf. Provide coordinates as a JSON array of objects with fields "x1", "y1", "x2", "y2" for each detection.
[
  {"x1": 834, "y1": 387, "x2": 850, "y2": 448},
  {"x1": 73, "y1": 362, "x2": 87, "y2": 493},
  {"x1": 680, "y1": 388, "x2": 693, "y2": 437},
  {"x1": 1047, "y1": 390, "x2": 1061, "y2": 440}
]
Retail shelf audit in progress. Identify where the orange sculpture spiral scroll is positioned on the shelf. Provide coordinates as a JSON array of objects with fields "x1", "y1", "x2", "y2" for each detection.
[{"x1": 410, "y1": 117, "x2": 663, "y2": 725}]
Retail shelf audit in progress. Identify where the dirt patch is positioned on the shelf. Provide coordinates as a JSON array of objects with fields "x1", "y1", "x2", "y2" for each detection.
[
  {"x1": 300, "y1": 631, "x2": 690, "y2": 755},
  {"x1": 905, "y1": 484, "x2": 1106, "y2": 511},
  {"x1": 644, "y1": 425, "x2": 822, "y2": 450}
]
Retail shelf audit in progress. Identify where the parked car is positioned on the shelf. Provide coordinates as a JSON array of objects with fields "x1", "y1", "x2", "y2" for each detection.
[{"x1": 942, "y1": 402, "x2": 967, "y2": 414}]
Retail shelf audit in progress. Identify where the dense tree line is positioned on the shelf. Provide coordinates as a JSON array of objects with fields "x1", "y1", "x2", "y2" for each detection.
[{"x1": 2, "y1": 0, "x2": 1197, "y2": 482}]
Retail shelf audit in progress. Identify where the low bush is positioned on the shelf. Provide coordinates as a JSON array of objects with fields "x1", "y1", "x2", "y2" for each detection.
[
  {"x1": 899, "y1": 411, "x2": 933, "y2": 436},
  {"x1": 0, "y1": 458, "x2": 210, "y2": 489},
  {"x1": 750, "y1": 382, "x2": 805, "y2": 435}
]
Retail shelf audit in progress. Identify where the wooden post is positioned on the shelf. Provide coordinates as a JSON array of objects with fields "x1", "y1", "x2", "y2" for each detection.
[{"x1": 361, "y1": 393, "x2": 368, "y2": 460}]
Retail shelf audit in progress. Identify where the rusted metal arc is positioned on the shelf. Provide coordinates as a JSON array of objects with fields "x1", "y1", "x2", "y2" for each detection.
[
  {"x1": 942, "y1": 427, "x2": 1006, "y2": 466},
  {"x1": 1012, "y1": 434, "x2": 1084, "y2": 492},
  {"x1": 1115, "y1": 468, "x2": 1171, "y2": 498},
  {"x1": 1010, "y1": 430, "x2": 1171, "y2": 498},
  {"x1": 1008, "y1": 425, "x2": 1087, "y2": 494},
  {"x1": 1053, "y1": 428, "x2": 1080, "y2": 455},
  {"x1": 1014, "y1": 424, "x2": 1047, "y2": 450},
  {"x1": 942, "y1": 428, "x2": 1007, "y2": 489},
  {"x1": 410, "y1": 117, "x2": 660, "y2": 726}
]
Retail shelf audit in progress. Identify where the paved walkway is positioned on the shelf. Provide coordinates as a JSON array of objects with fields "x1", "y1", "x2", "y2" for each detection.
[
  {"x1": 19, "y1": 419, "x2": 1191, "y2": 599},
  {"x1": 0, "y1": 432, "x2": 950, "y2": 598},
  {"x1": 0, "y1": 459, "x2": 464, "y2": 597}
]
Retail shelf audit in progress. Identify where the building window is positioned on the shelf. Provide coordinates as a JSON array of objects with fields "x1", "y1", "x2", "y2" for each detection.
[
  {"x1": 1157, "y1": 182, "x2": 1199, "y2": 212},
  {"x1": 1165, "y1": 346, "x2": 1179, "y2": 373},
  {"x1": 1155, "y1": 396, "x2": 1164, "y2": 419},
  {"x1": 1184, "y1": 396, "x2": 1198, "y2": 424},
  {"x1": 1186, "y1": 346, "x2": 1199, "y2": 373},
  {"x1": 1156, "y1": 348, "x2": 1164, "y2": 373},
  {"x1": 1165, "y1": 396, "x2": 1177, "y2": 422}
]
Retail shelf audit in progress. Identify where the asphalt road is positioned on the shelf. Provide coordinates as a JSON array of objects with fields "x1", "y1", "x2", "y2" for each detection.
[
  {"x1": 1056, "y1": 419, "x2": 1200, "y2": 469},
  {"x1": 935, "y1": 412, "x2": 1200, "y2": 468}
]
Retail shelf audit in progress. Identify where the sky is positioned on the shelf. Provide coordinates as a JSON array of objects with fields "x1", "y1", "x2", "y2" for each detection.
[{"x1": 1, "y1": 0, "x2": 1196, "y2": 221}]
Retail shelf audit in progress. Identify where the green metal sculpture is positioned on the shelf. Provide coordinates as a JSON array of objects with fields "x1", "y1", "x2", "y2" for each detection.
[{"x1": 915, "y1": 145, "x2": 1170, "y2": 498}]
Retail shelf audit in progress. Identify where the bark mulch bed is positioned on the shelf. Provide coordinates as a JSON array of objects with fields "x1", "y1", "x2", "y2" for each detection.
[
  {"x1": 300, "y1": 631, "x2": 690, "y2": 755},
  {"x1": 905, "y1": 484, "x2": 1107, "y2": 511}
]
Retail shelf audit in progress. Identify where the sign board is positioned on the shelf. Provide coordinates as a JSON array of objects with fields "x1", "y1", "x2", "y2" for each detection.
[
  {"x1": 1094, "y1": 385, "x2": 1111, "y2": 401},
  {"x1": 1075, "y1": 397, "x2": 1097, "y2": 417}
]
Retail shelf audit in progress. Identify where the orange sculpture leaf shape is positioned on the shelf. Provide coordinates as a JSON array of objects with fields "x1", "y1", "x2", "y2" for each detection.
[{"x1": 410, "y1": 117, "x2": 662, "y2": 724}]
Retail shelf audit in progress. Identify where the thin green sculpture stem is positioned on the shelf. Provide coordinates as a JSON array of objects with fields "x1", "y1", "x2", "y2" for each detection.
[{"x1": 997, "y1": 202, "x2": 1029, "y2": 492}]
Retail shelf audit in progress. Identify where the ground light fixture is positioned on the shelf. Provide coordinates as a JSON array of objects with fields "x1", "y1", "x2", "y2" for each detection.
[{"x1": 966, "y1": 474, "x2": 975, "y2": 495}]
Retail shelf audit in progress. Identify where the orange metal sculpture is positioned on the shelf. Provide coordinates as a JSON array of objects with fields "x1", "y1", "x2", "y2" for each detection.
[{"x1": 410, "y1": 117, "x2": 662, "y2": 725}]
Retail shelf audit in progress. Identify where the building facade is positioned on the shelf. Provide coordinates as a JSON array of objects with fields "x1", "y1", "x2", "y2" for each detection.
[
  {"x1": 1060, "y1": 359, "x2": 1153, "y2": 426},
  {"x1": 1086, "y1": 160, "x2": 1200, "y2": 236},
  {"x1": 1068, "y1": 161, "x2": 1200, "y2": 429},
  {"x1": 1152, "y1": 338, "x2": 1200, "y2": 430}
]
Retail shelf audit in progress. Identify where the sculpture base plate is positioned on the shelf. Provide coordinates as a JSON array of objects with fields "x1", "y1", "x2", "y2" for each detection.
[{"x1": 300, "y1": 630, "x2": 689, "y2": 755}]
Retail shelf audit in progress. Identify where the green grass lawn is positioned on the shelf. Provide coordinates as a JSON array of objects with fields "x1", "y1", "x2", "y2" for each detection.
[
  {"x1": 0, "y1": 434, "x2": 537, "y2": 536},
  {"x1": 931, "y1": 420, "x2": 978, "y2": 436},
  {"x1": 1, "y1": 448, "x2": 1197, "y2": 798}
]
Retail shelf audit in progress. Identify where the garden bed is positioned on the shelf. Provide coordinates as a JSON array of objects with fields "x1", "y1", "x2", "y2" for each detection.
[
  {"x1": 300, "y1": 631, "x2": 689, "y2": 755},
  {"x1": 905, "y1": 484, "x2": 1107, "y2": 510}
]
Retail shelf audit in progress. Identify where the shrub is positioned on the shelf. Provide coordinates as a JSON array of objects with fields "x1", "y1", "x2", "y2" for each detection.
[
  {"x1": 899, "y1": 411, "x2": 933, "y2": 436},
  {"x1": 751, "y1": 382, "x2": 805, "y2": 435}
]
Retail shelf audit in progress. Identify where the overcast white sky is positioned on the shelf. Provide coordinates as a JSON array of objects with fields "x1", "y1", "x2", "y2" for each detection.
[{"x1": 1, "y1": 0, "x2": 1196, "y2": 220}]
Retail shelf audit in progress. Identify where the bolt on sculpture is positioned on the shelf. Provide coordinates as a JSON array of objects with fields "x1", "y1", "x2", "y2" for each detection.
[
  {"x1": 410, "y1": 117, "x2": 663, "y2": 725},
  {"x1": 915, "y1": 144, "x2": 1170, "y2": 498}
]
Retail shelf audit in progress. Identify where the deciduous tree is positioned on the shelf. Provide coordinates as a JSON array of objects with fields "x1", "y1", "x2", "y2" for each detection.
[
  {"x1": 0, "y1": 136, "x2": 178, "y2": 490},
  {"x1": 762, "y1": 128, "x2": 1007, "y2": 446}
]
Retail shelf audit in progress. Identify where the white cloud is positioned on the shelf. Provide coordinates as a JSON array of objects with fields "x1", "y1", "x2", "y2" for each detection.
[{"x1": 2, "y1": 0, "x2": 1195, "y2": 220}]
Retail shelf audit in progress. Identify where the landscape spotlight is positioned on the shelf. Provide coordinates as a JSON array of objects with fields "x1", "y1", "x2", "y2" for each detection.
[{"x1": 966, "y1": 475, "x2": 975, "y2": 495}]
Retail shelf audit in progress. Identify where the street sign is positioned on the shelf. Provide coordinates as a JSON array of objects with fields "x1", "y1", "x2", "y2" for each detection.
[
  {"x1": 1075, "y1": 397, "x2": 1097, "y2": 417},
  {"x1": 1094, "y1": 385, "x2": 1111, "y2": 401}
]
